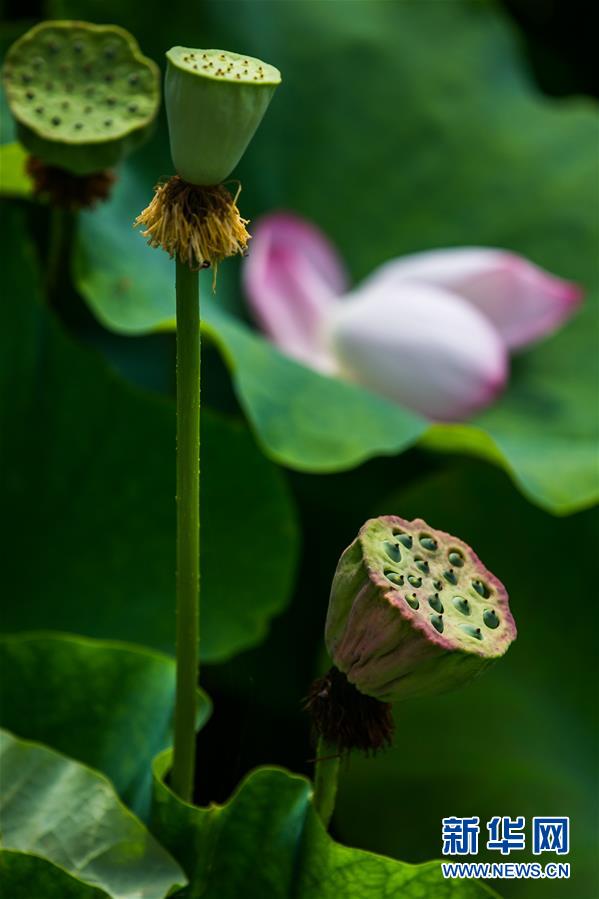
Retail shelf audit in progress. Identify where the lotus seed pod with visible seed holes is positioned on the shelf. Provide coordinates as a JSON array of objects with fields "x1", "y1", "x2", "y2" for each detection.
[
  {"x1": 165, "y1": 47, "x2": 281, "y2": 186},
  {"x1": 325, "y1": 516, "x2": 516, "y2": 702},
  {"x1": 2, "y1": 21, "x2": 160, "y2": 175}
]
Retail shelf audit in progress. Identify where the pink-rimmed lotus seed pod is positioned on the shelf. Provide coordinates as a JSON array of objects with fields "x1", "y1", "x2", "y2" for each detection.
[
  {"x1": 307, "y1": 516, "x2": 516, "y2": 753},
  {"x1": 327, "y1": 515, "x2": 516, "y2": 702}
]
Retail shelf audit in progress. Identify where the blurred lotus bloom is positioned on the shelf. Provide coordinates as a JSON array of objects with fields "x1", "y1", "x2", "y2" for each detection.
[{"x1": 243, "y1": 213, "x2": 582, "y2": 421}]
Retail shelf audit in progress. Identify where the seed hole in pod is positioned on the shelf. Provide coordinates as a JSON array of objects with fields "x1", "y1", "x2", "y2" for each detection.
[
  {"x1": 395, "y1": 533, "x2": 413, "y2": 549},
  {"x1": 407, "y1": 575, "x2": 422, "y2": 588},
  {"x1": 128, "y1": 103, "x2": 138, "y2": 113},
  {"x1": 444, "y1": 569, "x2": 458, "y2": 585},
  {"x1": 104, "y1": 45, "x2": 117, "y2": 60},
  {"x1": 453, "y1": 596, "x2": 471, "y2": 616},
  {"x1": 128, "y1": 73, "x2": 139, "y2": 86},
  {"x1": 51, "y1": 116, "x2": 61, "y2": 126},
  {"x1": 74, "y1": 122, "x2": 83, "y2": 130},
  {"x1": 430, "y1": 613, "x2": 444, "y2": 633},
  {"x1": 105, "y1": 73, "x2": 114, "y2": 83},
  {"x1": 461, "y1": 625, "x2": 483, "y2": 641},
  {"x1": 384, "y1": 570, "x2": 404, "y2": 587},
  {"x1": 34, "y1": 106, "x2": 43, "y2": 114},
  {"x1": 448, "y1": 550, "x2": 464, "y2": 567},
  {"x1": 21, "y1": 72, "x2": 32, "y2": 84},
  {"x1": 405, "y1": 594, "x2": 420, "y2": 610},
  {"x1": 419, "y1": 535, "x2": 438, "y2": 551},
  {"x1": 429, "y1": 594, "x2": 444, "y2": 613},
  {"x1": 25, "y1": 90, "x2": 35, "y2": 100},
  {"x1": 104, "y1": 118, "x2": 113, "y2": 127},
  {"x1": 61, "y1": 100, "x2": 69, "y2": 109},
  {"x1": 47, "y1": 41, "x2": 59, "y2": 55},
  {"x1": 32, "y1": 58, "x2": 44, "y2": 71},
  {"x1": 433, "y1": 579, "x2": 444, "y2": 591},
  {"x1": 483, "y1": 609, "x2": 500, "y2": 629},
  {"x1": 106, "y1": 96, "x2": 116, "y2": 106},
  {"x1": 383, "y1": 541, "x2": 401, "y2": 562},
  {"x1": 415, "y1": 558, "x2": 430, "y2": 574},
  {"x1": 472, "y1": 579, "x2": 490, "y2": 598},
  {"x1": 84, "y1": 105, "x2": 92, "y2": 114},
  {"x1": 73, "y1": 41, "x2": 84, "y2": 54}
]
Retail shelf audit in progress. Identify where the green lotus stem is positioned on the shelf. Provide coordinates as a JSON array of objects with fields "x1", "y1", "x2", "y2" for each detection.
[
  {"x1": 171, "y1": 260, "x2": 200, "y2": 802},
  {"x1": 313, "y1": 736, "x2": 340, "y2": 830}
]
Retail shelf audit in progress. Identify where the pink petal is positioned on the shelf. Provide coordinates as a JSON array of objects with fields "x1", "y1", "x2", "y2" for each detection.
[
  {"x1": 362, "y1": 248, "x2": 582, "y2": 350},
  {"x1": 328, "y1": 280, "x2": 508, "y2": 421},
  {"x1": 242, "y1": 212, "x2": 348, "y2": 371}
]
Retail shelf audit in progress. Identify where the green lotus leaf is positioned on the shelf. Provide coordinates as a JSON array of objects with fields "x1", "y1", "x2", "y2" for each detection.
[
  {"x1": 0, "y1": 632, "x2": 211, "y2": 815},
  {"x1": 149, "y1": 750, "x2": 499, "y2": 899},
  {"x1": 0, "y1": 729, "x2": 186, "y2": 899},
  {"x1": 0, "y1": 203, "x2": 299, "y2": 661}
]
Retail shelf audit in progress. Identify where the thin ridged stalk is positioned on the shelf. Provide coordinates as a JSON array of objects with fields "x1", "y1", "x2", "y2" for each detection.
[
  {"x1": 171, "y1": 260, "x2": 200, "y2": 801},
  {"x1": 313, "y1": 736, "x2": 340, "y2": 829}
]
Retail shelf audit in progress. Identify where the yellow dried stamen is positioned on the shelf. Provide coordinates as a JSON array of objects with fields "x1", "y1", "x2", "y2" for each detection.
[{"x1": 134, "y1": 175, "x2": 250, "y2": 279}]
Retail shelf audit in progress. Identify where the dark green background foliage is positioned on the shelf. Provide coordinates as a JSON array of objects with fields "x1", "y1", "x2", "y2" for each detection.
[{"x1": 1, "y1": 1, "x2": 597, "y2": 898}]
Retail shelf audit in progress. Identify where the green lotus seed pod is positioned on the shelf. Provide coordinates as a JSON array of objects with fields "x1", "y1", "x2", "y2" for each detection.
[
  {"x1": 325, "y1": 515, "x2": 516, "y2": 702},
  {"x1": 2, "y1": 21, "x2": 160, "y2": 175},
  {"x1": 165, "y1": 47, "x2": 281, "y2": 185}
]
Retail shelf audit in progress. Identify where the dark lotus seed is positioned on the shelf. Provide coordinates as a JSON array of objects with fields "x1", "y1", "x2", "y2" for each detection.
[
  {"x1": 105, "y1": 73, "x2": 114, "y2": 82},
  {"x1": 104, "y1": 118, "x2": 113, "y2": 126},
  {"x1": 433, "y1": 579, "x2": 444, "y2": 591},
  {"x1": 21, "y1": 72, "x2": 32, "y2": 84},
  {"x1": 35, "y1": 106, "x2": 43, "y2": 114},
  {"x1": 408, "y1": 575, "x2": 422, "y2": 588},
  {"x1": 51, "y1": 116, "x2": 61, "y2": 126},
  {"x1": 431, "y1": 614, "x2": 444, "y2": 633},
  {"x1": 398, "y1": 534, "x2": 413, "y2": 549},
  {"x1": 128, "y1": 73, "x2": 139, "y2": 85},
  {"x1": 383, "y1": 541, "x2": 401, "y2": 562},
  {"x1": 453, "y1": 597, "x2": 471, "y2": 616},
  {"x1": 461, "y1": 625, "x2": 483, "y2": 640},
  {"x1": 429, "y1": 594, "x2": 444, "y2": 613},
  {"x1": 47, "y1": 41, "x2": 59, "y2": 54},
  {"x1": 73, "y1": 41, "x2": 83, "y2": 54},
  {"x1": 405, "y1": 594, "x2": 420, "y2": 610},
  {"x1": 107, "y1": 96, "x2": 116, "y2": 106},
  {"x1": 26, "y1": 90, "x2": 35, "y2": 100},
  {"x1": 128, "y1": 103, "x2": 138, "y2": 113},
  {"x1": 415, "y1": 558, "x2": 430, "y2": 573},
  {"x1": 385, "y1": 570, "x2": 404, "y2": 586},
  {"x1": 448, "y1": 550, "x2": 464, "y2": 567},
  {"x1": 473, "y1": 579, "x2": 490, "y2": 598},
  {"x1": 483, "y1": 609, "x2": 500, "y2": 629},
  {"x1": 420, "y1": 536, "x2": 438, "y2": 551},
  {"x1": 74, "y1": 122, "x2": 83, "y2": 130},
  {"x1": 444, "y1": 570, "x2": 458, "y2": 585}
]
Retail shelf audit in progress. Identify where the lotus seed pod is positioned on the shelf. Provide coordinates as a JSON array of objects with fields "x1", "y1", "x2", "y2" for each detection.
[
  {"x1": 325, "y1": 516, "x2": 516, "y2": 702},
  {"x1": 165, "y1": 47, "x2": 281, "y2": 185},
  {"x1": 2, "y1": 21, "x2": 160, "y2": 175}
]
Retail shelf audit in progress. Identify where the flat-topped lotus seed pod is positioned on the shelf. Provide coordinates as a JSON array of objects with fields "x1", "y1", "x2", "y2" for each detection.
[
  {"x1": 165, "y1": 47, "x2": 281, "y2": 185},
  {"x1": 2, "y1": 20, "x2": 160, "y2": 175},
  {"x1": 325, "y1": 515, "x2": 516, "y2": 702}
]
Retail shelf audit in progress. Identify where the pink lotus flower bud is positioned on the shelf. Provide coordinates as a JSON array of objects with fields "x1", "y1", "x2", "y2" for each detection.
[
  {"x1": 327, "y1": 279, "x2": 508, "y2": 421},
  {"x1": 243, "y1": 212, "x2": 582, "y2": 420},
  {"x1": 362, "y1": 248, "x2": 582, "y2": 350}
]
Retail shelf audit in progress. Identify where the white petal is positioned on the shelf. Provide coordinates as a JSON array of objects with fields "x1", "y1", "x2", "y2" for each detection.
[
  {"x1": 361, "y1": 248, "x2": 581, "y2": 350},
  {"x1": 328, "y1": 281, "x2": 508, "y2": 421}
]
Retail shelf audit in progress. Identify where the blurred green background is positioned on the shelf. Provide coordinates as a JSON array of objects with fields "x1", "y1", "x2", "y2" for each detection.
[{"x1": 1, "y1": 1, "x2": 597, "y2": 898}]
